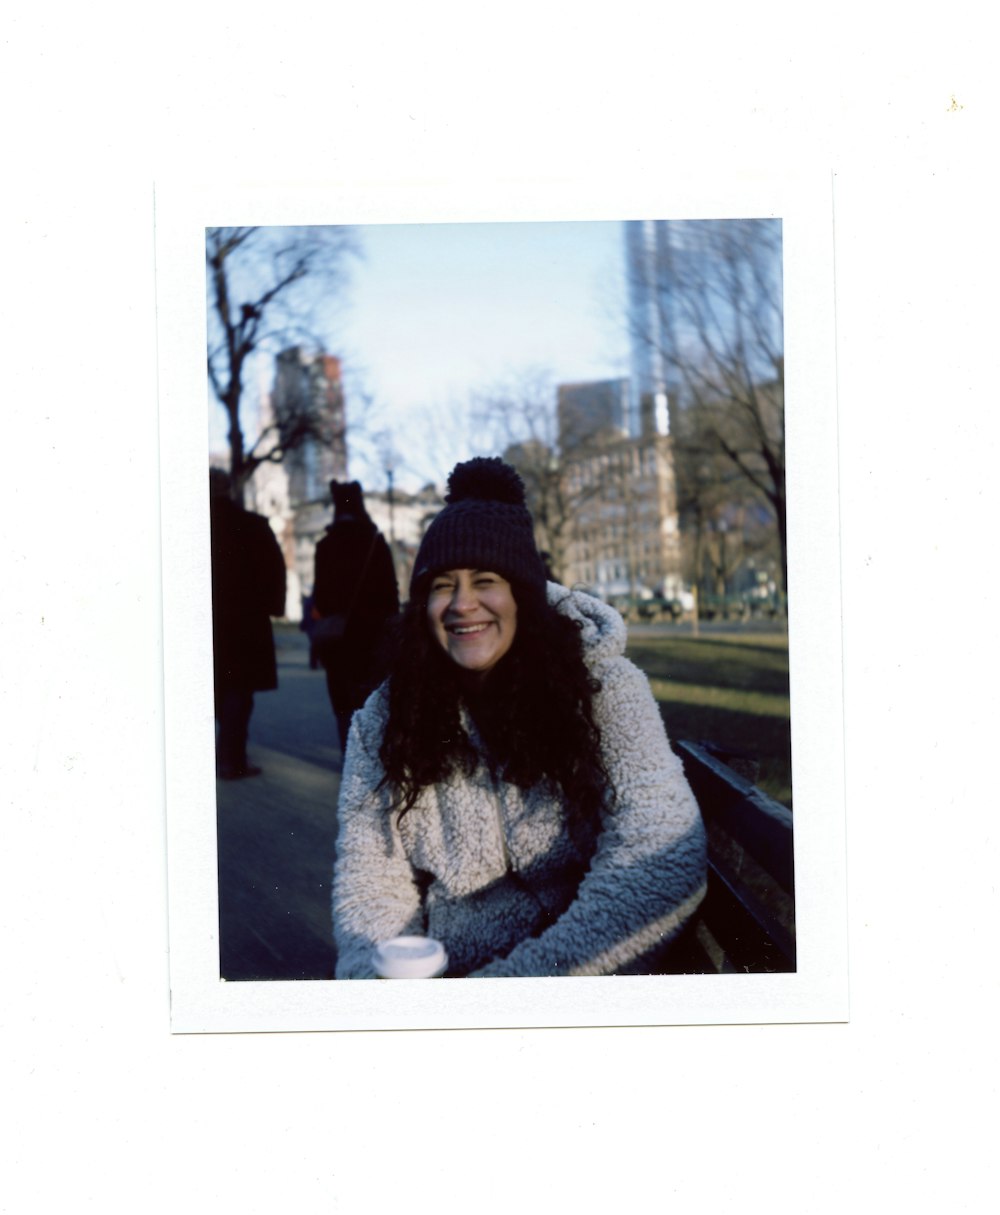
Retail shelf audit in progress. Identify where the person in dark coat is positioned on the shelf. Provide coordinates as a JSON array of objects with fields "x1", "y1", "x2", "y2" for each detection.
[
  {"x1": 209, "y1": 468, "x2": 287, "y2": 780},
  {"x1": 312, "y1": 480, "x2": 399, "y2": 752}
]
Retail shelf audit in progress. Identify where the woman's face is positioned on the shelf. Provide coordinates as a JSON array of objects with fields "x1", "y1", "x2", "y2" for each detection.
[{"x1": 427, "y1": 569, "x2": 518, "y2": 679}]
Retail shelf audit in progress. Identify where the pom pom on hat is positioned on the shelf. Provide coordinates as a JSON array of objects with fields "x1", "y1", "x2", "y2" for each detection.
[
  {"x1": 411, "y1": 457, "x2": 546, "y2": 596},
  {"x1": 446, "y1": 457, "x2": 526, "y2": 506}
]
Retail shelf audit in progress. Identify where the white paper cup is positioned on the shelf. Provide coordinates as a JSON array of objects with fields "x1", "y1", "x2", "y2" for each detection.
[{"x1": 372, "y1": 936, "x2": 448, "y2": 979}]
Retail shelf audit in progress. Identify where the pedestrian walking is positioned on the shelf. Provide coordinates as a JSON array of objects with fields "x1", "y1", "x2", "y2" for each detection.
[
  {"x1": 332, "y1": 456, "x2": 707, "y2": 979},
  {"x1": 312, "y1": 480, "x2": 399, "y2": 752},
  {"x1": 209, "y1": 468, "x2": 287, "y2": 780}
]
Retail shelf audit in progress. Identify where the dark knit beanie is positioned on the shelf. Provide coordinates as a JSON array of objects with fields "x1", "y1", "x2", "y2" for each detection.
[
  {"x1": 411, "y1": 458, "x2": 547, "y2": 597},
  {"x1": 334, "y1": 480, "x2": 365, "y2": 516}
]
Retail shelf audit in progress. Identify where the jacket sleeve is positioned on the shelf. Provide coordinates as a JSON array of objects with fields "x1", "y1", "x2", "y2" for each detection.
[
  {"x1": 470, "y1": 658, "x2": 708, "y2": 978},
  {"x1": 331, "y1": 696, "x2": 424, "y2": 979}
]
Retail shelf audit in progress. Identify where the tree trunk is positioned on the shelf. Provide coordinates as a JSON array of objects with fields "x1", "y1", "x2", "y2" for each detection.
[{"x1": 225, "y1": 381, "x2": 246, "y2": 503}]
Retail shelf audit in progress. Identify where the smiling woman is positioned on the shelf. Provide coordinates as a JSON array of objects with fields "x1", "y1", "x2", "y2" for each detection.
[{"x1": 331, "y1": 457, "x2": 708, "y2": 979}]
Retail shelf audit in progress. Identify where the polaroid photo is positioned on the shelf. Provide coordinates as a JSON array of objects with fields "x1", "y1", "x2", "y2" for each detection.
[{"x1": 155, "y1": 172, "x2": 847, "y2": 1033}]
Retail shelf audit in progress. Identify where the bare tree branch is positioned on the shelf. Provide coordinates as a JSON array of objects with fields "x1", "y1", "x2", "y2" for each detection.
[{"x1": 205, "y1": 225, "x2": 359, "y2": 500}]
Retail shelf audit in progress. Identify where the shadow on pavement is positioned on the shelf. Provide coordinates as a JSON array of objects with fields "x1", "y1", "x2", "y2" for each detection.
[{"x1": 215, "y1": 631, "x2": 344, "y2": 981}]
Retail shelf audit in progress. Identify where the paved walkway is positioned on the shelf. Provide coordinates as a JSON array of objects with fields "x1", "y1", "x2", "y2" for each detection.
[{"x1": 215, "y1": 627, "x2": 344, "y2": 981}]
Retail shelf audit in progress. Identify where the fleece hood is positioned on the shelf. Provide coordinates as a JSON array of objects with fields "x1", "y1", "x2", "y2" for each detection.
[{"x1": 547, "y1": 582, "x2": 627, "y2": 667}]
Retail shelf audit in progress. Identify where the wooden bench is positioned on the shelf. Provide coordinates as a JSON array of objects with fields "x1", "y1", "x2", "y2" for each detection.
[{"x1": 660, "y1": 740, "x2": 796, "y2": 974}]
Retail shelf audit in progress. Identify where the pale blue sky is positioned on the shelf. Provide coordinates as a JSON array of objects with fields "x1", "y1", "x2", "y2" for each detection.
[
  {"x1": 212, "y1": 220, "x2": 634, "y2": 493},
  {"x1": 338, "y1": 220, "x2": 632, "y2": 489},
  {"x1": 341, "y1": 220, "x2": 629, "y2": 405}
]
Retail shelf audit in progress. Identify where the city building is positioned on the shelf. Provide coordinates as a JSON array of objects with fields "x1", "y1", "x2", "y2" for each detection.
[
  {"x1": 248, "y1": 348, "x2": 348, "y2": 619},
  {"x1": 555, "y1": 300, "x2": 682, "y2": 601},
  {"x1": 624, "y1": 219, "x2": 673, "y2": 436},
  {"x1": 271, "y1": 348, "x2": 348, "y2": 504},
  {"x1": 504, "y1": 377, "x2": 684, "y2": 601},
  {"x1": 557, "y1": 378, "x2": 631, "y2": 450},
  {"x1": 561, "y1": 428, "x2": 684, "y2": 603}
]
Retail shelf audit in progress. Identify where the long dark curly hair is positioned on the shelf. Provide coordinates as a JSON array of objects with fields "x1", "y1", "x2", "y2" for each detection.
[{"x1": 377, "y1": 580, "x2": 612, "y2": 843}]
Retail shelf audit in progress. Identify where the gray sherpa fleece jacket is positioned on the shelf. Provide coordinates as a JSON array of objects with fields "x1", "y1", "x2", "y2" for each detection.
[{"x1": 332, "y1": 584, "x2": 707, "y2": 978}]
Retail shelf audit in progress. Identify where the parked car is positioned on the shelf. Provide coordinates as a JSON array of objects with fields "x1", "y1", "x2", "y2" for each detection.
[{"x1": 636, "y1": 596, "x2": 685, "y2": 622}]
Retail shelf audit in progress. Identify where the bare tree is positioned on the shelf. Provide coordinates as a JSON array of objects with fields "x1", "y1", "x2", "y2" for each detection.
[
  {"x1": 471, "y1": 369, "x2": 584, "y2": 582},
  {"x1": 388, "y1": 395, "x2": 492, "y2": 493},
  {"x1": 671, "y1": 382, "x2": 782, "y2": 606},
  {"x1": 627, "y1": 219, "x2": 787, "y2": 592},
  {"x1": 666, "y1": 365, "x2": 785, "y2": 607},
  {"x1": 206, "y1": 225, "x2": 358, "y2": 500}
]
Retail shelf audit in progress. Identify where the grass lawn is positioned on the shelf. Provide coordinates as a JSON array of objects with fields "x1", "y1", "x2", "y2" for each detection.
[{"x1": 626, "y1": 630, "x2": 793, "y2": 809}]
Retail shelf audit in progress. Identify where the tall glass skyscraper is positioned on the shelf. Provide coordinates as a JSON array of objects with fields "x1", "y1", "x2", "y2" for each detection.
[
  {"x1": 624, "y1": 219, "x2": 672, "y2": 438},
  {"x1": 624, "y1": 217, "x2": 784, "y2": 431}
]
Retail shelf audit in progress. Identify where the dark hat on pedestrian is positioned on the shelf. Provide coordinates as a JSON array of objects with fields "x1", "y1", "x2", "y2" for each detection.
[
  {"x1": 329, "y1": 479, "x2": 367, "y2": 520},
  {"x1": 411, "y1": 457, "x2": 547, "y2": 598}
]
